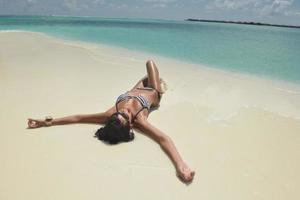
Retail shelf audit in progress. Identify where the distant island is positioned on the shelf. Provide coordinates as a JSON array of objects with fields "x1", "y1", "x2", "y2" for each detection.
[{"x1": 185, "y1": 18, "x2": 300, "y2": 29}]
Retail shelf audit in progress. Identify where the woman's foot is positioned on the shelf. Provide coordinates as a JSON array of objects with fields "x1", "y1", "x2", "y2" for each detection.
[{"x1": 160, "y1": 78, "x2": 168, "y2": 94}]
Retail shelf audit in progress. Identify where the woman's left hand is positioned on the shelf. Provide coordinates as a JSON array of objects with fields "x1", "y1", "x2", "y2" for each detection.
[{"x1": 27, "y1": 118, "x2": 45, "y2": 128}]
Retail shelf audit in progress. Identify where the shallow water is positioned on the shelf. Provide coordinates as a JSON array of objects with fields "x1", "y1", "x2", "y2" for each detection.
[{"x1": 1, "y1": 15, "x2": 300, "y2": 82}]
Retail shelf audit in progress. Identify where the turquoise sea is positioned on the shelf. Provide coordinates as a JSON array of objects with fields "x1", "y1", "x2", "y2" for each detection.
[{"x1": 1, "y1": 16, "x2": 300, "y2": 82}]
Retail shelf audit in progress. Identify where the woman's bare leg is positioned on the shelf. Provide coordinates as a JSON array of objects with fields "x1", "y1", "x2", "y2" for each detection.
[
  {"x1": 131, "y1": 60, "x2": 162, "y2": 92},
  {"x1": 130, "y1": 60, "x2": 163, "y2": 105},
  {"x1": 146, "y1": 60, "x2": 162, "y2": 93}
]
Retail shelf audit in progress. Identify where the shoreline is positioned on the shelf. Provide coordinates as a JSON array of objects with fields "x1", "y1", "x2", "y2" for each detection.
[
  {"x1": 1, "y1": 29, "x2": 299, "y2": 85},
  {"x1": 1, "y1": 30, "x2": 299, "y2": 85},
  {"x1": 2, "y1": 30, "x2": 300, "y2": 120},
  {"x1": 0, "y1": 31, "x2": 300, "y2": 200}
]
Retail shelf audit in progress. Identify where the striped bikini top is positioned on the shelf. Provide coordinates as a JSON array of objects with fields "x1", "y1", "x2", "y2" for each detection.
[{"x1": 115, "y1": 92, "x2": 150, "y2": 122}]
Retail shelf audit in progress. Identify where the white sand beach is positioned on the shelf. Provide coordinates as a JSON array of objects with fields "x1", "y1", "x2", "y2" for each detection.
[{"x1": 0, "y1": 31, "x2": 300, "y2": 200}]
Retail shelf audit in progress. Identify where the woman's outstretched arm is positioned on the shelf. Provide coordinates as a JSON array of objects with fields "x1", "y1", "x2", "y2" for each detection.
[
  {"x1": 135, "y1": 119, "x2": 195, "y2": 183},
  {"x1": 27, "y1": 112, "x2": 110, "y2": 129}
]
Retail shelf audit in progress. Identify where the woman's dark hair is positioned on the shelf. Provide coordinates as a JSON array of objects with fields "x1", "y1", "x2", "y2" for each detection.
[{"x1": 94, "y1": 114, "x2": 134, "y2": 144}]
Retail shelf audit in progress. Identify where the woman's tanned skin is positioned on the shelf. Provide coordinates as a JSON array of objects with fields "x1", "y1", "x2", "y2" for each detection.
[{"x1": 27, "y1": 60, "x2": 195, "y2": 183}]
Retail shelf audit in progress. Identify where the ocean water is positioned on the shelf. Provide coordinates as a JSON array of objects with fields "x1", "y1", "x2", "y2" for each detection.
[{"x1": 1, "y1": 15, "x2": 300, "y2": 82}]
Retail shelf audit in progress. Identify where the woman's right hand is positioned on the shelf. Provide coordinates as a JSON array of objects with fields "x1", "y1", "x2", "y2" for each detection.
[
  {"x1": 176, "y1": 162, "x2": 195, "y2": 183},
  {"x1": 27, "y1": 118, "x2": 45, "y2": 129}
]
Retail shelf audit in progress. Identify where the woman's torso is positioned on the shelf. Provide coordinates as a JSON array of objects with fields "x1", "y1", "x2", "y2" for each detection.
[{"x1": 114, "y1": 88, "x2": 159, "y2": 122}]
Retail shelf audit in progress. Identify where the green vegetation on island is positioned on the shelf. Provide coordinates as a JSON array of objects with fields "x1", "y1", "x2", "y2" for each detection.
[{"x1": 185, "y1": 18, "x2": 300, "y2": 29}]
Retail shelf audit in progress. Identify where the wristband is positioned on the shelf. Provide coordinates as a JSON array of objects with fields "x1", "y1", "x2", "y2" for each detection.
[{"x1": 45, "y1": 116, "x2": 53, "y2": 126}]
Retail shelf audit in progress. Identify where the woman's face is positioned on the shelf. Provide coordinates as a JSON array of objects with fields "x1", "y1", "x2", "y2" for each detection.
[{"x1": 116, "y1": 112, "x2": 130, "y2": 126}]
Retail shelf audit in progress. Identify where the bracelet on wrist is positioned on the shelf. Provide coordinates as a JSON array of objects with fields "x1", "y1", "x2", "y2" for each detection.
[{"x1": 45, "y1": 116, "x2": 53, "y2": 126}]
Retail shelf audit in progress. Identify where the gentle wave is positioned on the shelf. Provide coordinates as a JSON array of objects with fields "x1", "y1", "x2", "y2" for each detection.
[{"x1": 1, "y1": 16, "x2": 300, "y2": 83}]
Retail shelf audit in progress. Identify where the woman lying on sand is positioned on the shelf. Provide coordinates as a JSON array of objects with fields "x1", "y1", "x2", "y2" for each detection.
[{"x1": 27, "y1": 60, "x2": 195, "y2": 183}]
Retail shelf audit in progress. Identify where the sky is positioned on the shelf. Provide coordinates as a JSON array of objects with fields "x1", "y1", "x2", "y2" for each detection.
[{"x1": 0, "y1": 0, "x2": 300, "y2": 25}]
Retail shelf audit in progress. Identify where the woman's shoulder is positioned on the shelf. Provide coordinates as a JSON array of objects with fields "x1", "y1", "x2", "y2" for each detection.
[
  {"x1": 104, "y1": 107, "x2": 116, "y2": 116},
  {"x1": 133, "y1": 115, "x2": 148, "y2": 128}
]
